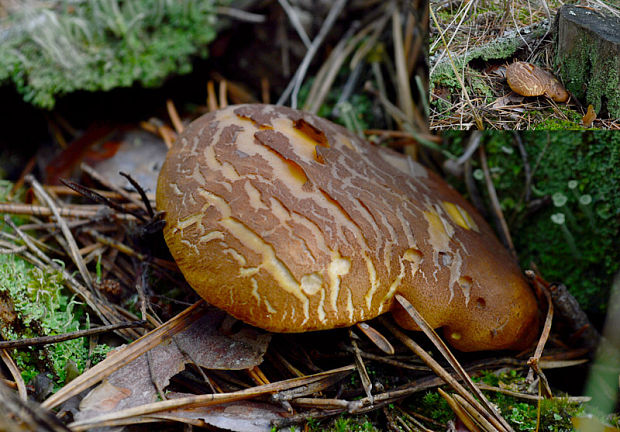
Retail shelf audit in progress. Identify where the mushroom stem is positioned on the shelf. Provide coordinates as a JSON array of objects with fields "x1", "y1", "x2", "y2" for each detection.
[
  {"x1": 568, "y1": 181, "x2": 596, "y2": 230},
  {"x1": 578, "y1": 194, "x2": 596, "y2": 230},
  {"x1": 551, "y1": 213, "x2": 579, "y2": 259}
]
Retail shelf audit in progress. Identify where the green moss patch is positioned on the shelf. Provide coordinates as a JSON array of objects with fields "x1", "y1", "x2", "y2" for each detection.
[
  {"x1": 0, "y1": 0, "x2": 222, "y2": 108},
  {"x1": 444, "y1": 131, "x2": 620, "y2": 317}
]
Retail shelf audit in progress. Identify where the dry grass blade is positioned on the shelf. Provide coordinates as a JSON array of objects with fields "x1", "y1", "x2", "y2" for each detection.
[
  {"x1": 452, "y1": 392, "x2": 499, "y2": 432},
  {"x1": 350, "y1": 328, "x2": 374, "y2": 401},
  {"x1": 283, "y1": 0, "x2": 347, "y2": 108},
  {"x1": 42, "y1": 301, "x2": 207, "y2": 410},
  {"x1": 525, "y1": 273, "x2": 554, "y2": 398},
  {"x1": 379, "y1": 316, "x2": 510, "y2": 432},
  {"x1": 356, "y1": 322, "x2": 395, "y2": 355},
  {"x1": 304, "y1": 17, "x2": 383, "y2": 113},
  {"x1": 0, "y1": 348, "x2": 27, "y2": 400},
  {"x1": 26, "y1": 175, "x2": 95, "y2": 290},
  {"x1": 478, "y1": 145, "x2": 517, "y2": 259},
  {"x1": 277, "y1": 0, "x2": 311, "y2": 48},
  {"x1": 392, "y1": 9, "x2": 415, "y2": 123},
  {"x1": 429, "y1": 6, "x2": 483, "y2": 129},
  {"x1": 390, "y1": 294, "x2": 513, "y2": 432},
  {"x1": 68, "y1": 365, "x2": 355, "y2": 430},
  {"x1": 437, "y1": 388, "x2": 483, "y2": 432},
  {"x1": 166, "y1": 99, "x2": 184, "y2": 134}
]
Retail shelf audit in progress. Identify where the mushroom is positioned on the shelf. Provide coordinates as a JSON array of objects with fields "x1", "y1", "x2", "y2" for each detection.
[
  {"x1": 156, "y1": 104, "x2": 539, "y2": 352},
  {"x1": 506, "y1": 61, "x2": 569, "y2": 102}
]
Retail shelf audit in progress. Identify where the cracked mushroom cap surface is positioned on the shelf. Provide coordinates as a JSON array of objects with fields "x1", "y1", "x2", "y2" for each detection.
[
  {"x1": 506, "y1": 61, "x2": 569, "y2": 103},
  {"x1": 156, "y1": 104, "x2": 539, "y2": 352}
]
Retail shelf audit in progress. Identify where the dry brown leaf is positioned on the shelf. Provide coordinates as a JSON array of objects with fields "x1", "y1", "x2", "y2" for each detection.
[
  {"x1": 73, "y1": 309, "x2": 270, "y2": 424},
  {"x1": 150, "y1": 395, "x2": 292, "y2": 432},
  {"x1": 491, "y1": 94, "x2": 524, "y2": 109},
  {"x1": 94, "y1": 130, "x2": 168, "y2": 193},
  {"x1": 582, "y1": 105, "x2": 597, "y2": 127}
]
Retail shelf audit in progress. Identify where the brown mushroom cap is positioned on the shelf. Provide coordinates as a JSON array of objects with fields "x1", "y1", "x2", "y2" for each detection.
[
  {"x1": 506, "y1": 61, "x2": 569, "y2": 103},
  {"x1": 157, "y1": 104, "x2": 539, "y2": 351}
]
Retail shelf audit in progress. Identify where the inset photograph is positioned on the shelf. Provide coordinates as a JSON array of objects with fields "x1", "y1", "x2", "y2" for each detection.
[{"x1": 429, "y1": 0, "x2": 620, "y2": 129}]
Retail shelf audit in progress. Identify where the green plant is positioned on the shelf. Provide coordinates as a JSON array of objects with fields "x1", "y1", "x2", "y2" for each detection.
[
  {"x1": 0, "y1": 0, "x2": 224, "y2": 108},
  {"x1": 443, "y1": 131, "x2": 620, "y2": 317}
]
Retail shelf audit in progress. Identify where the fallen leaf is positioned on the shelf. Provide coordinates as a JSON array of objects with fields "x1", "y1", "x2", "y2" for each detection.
[
  {"x1": 79, "y1": 380, "x2": 132, "y2": 411},
  {"x1": 582, "y1": 104, "x2": 597, "y2": 127},
  {"x1": 151, "y1": 395, "x2": 293, "y2": 432},
  {"x1": 74, "y1": 308, "x2": 271, "y2": 422},
  {"x1": 94, "y1": 130, "x2": 168, "y2": 193}
]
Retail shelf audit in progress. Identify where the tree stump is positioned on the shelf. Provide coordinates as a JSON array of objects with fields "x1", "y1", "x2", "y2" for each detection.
[{"x1": 556, "y1": 5, "x2": 620, "y2": 118}]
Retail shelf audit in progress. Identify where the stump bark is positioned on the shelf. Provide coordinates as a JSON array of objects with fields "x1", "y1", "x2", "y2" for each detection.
[{"x1": 556, "y1": 5, "x2": 620, "y2": 119}]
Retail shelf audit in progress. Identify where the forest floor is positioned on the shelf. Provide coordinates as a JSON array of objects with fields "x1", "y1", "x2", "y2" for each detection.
[{"x1": 429, "y1": 0, "x2": 620, "y2": 129}]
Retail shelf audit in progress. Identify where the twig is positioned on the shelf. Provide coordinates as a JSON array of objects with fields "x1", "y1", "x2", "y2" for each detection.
[
  {"x1": 443, "y1": 130, "x2": 482, "y2": 176},
  {"x1": 81, "y1": 163, "x2": 149, "y2": 214},
  {"x1": 0, "y1": 244, "x2": 27, "y2": 254},
  {"x1": 219, "y1": 80, "x2": 228, "y2": 108},
  {"x1": 119, "y1": 172, "x2": 155, "y2": 218},
  {"x1": 0, "y1": 321, "x2": 147, "y2": 350},
  {"x1": 547, "y1": 282, "x2": 600, "y2": 351},
  {"x1": 476, "y1": 383, "x2": 590, "y2": 403},
  {"x1": 60, "y1": 179, "x2": 147, "y2": 222},
  {"x1": 207, "y1": 80, "x2": 218, "y2": 112},
  {"x1": 0, "y1": 203, "x2": 135, "y2": 220}
]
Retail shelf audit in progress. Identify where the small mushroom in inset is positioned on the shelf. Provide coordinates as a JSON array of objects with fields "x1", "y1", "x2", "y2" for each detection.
[
  {"x1": 506, "y1": 61, "x2": 569, "y2": 102},
  {"x1": 157, "y1": 104, "x2": 539, "y2": 352}
]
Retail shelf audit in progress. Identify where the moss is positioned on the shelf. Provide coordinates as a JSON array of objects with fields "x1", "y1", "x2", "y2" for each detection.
[
  {"x1": 431, "y1": 22, "x2": 548, "y2": 89},
  {"x1": 0, "y1": 180, "x2": 111, "y2": 388},
  {"x1": 307, "y1": 414, "x2": 381, "y2": 432},
  {"x1": 407, "y1": 370, "x2": 583, "y2": 431},
  {"x1": 557, "y1": 30, "x2": 620, "y2": 118},
  {"x1": 443, "y1": 131, "x2": 620, "y2": 317},
  {"x1": 0, "y1": 0, "x2": 222, "y2": 108},
  {"x1": 469, "y1": 74, "x2": 495, "y2": 103},
  {"x1": 533, "y1": 118, "x2": 584, "y2": 130}
]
